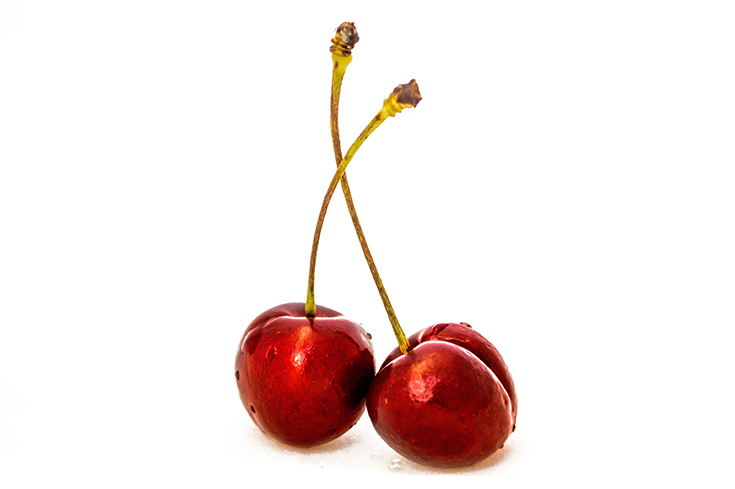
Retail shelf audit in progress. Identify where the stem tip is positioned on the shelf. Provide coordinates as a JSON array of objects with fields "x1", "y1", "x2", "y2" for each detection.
[
  {"x1": 382, "y1": 80, "x2": 422, "y2": 118},
  {"x1": 331, "y1": 22, "x2": 359, "y2": 57},
  {"x1": 393, "y1": 79, "x2": 422, "y2": 108}
]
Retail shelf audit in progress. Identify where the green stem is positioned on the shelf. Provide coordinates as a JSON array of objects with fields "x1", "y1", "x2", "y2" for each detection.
[
  {"x1": 305, "y1": 112, "x2": 385, "y2": 318},
  {"x1": 330, "y1": 54, "x2": 409, "y2": 354},
  {"x1": 305, "y1": 82, "x2": 422, "y2": 357}
]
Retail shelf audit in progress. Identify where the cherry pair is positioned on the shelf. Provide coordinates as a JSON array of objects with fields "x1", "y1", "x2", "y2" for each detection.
[{"x1": 235, "y1": 23, "x2": 516, "y2": 468}]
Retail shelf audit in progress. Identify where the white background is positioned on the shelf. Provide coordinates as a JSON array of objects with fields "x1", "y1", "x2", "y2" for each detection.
[{"x1": 1, "y1": 1, "x2": 734, "y2": 487}]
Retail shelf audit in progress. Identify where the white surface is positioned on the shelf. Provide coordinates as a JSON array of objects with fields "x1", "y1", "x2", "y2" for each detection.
[{"x1": 1, "y1": 1, "x2": 734, "y2": 487}]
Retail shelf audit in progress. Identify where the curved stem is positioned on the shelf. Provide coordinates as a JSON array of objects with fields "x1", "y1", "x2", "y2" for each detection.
[
  {"x1": 305, "y1": 111, "x2": 385, "y2": 319},
  {"x1": 305, "y1": 81, "x2": 422, "y2": 357},
  {"x1": 330, "y1": 54, "x2": 408, "y2": 353}
]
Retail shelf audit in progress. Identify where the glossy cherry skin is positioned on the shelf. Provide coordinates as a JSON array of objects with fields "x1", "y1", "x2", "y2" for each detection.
[
  {"x1": 367, "y1": 323, "x2": 515, "y2": 468},
  {"x1": 235, "y1": 302, "x2": 375, "y2": 447},
  {"x1": 380, "y1": 322, "x2": 517, "y2": 429}
]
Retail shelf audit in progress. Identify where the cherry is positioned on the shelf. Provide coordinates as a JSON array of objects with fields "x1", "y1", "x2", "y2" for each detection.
[
  {"x1": 367, "y1": 324, "x2": 516, "y2": 467},
  {"x1": 362, "y1": 251, "x2": 517, "y2": 466},
  {"x1": 361, "y1": 267, "x2": 517, "y2": 465},
  {"x1": 367, "y1": 341, "x2": 513, "y2": 468},
  {"x1": 235, "y1": 302, "x2": 374, "y2": 447},
  {"x1": 234, "y1": 23, "x2": 421, "y2": 448},
  {"x1": 379, "y1": 322, "x2": 518, "y2": 430}
]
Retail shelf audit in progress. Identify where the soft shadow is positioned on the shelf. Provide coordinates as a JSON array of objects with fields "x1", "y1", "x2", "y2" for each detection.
[{"x1": 243, "y1": 424, "x2": 360, "y2": 455}]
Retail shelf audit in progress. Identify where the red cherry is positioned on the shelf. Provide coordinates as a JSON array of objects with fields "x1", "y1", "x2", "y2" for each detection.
[
  {"x1": 380, "y1": 322, "x2": 517, "y2": 429},
  {"x1": 367, "y1": 324, "x2": 515, "y2": 468},
  {"x1": 235, "y1": 302, "x2": 375, "y2": 447}
]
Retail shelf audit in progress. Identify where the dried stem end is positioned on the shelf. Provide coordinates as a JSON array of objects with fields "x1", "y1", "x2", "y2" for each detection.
[
  {"x1": 382, "y1": 79, "x2": 422, "y2": 118},
  {"x1": 330, "y1": 22, "x2": 359, "y2": 57}
]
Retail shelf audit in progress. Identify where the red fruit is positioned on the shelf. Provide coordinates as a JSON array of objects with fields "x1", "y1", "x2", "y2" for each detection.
[
  {"x1": 367, "y1": 323, "x2": 515, "y2": 468},
  {"x1": 381, "y1": 322, "x2": 517, "y2": 429},
  {"x1": 235, "y1": 302, "x2": 375, "y2": 447}
]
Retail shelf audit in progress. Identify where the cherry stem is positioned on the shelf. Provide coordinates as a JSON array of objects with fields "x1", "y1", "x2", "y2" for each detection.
[
  {"x1": 329, "y1": 24, "x2": 409, "y2": 354},
  {"x1": 305, "y1": 79, "x2": 422, "y2": 358}
]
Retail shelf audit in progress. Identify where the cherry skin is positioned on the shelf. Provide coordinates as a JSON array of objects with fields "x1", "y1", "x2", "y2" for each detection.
[
  {"x1": 235, "y1": 302, "x2": 375, "y2": 447},
  {"x1": 367, "y1": 323, "x2": 515, "y2": 468},
  {"x1": 380, "y1": 322, "x2": 517, "y2": 429}
]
